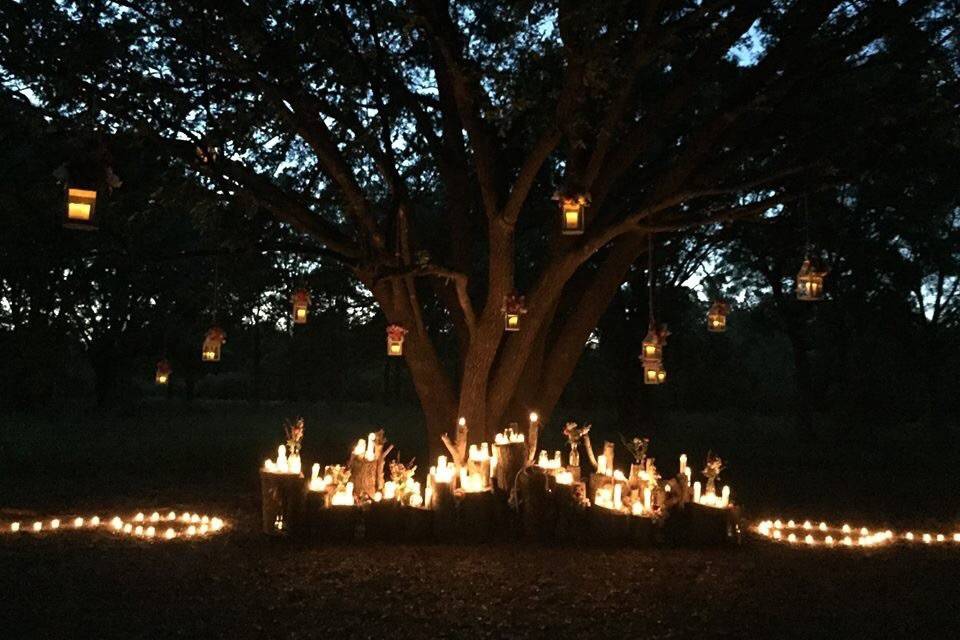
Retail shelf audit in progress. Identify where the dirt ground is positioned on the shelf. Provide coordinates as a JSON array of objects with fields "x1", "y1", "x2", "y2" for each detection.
[{"x1": 2, "y1": 494, "x2": 959, "y2": 640}]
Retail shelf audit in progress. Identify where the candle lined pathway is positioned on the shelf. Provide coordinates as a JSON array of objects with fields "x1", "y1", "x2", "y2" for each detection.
[
  {"x1": 1, "y1": 510, "x2": 227, "y2": 542},
  {"x1": 755, "y1": 519, "x2": 960, "y2": 549}
]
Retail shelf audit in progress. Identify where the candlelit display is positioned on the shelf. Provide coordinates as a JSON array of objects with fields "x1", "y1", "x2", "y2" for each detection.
[
  {"x1": 1, "y1": 510, "x2": 226, "y2": 542},
  {"x1": 754, "y1": 519, "x2": 960, "y2": 550},
  {"x1": 641, "y1": 323, "x2": 669, "y2": 385}
]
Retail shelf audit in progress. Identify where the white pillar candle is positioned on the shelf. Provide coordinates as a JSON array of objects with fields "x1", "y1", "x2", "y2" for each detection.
[
  {"x1": 721, "y1": 485, "x2": 730, "y2": 508},
  {"x1": 693, "y1": 481, "x2": 701, "y2": 504},
  {"x1": 311, "y1": 463, "x2": 320, "y2": 483},
  {"x1": 683, "y1": 467, "x2": 691, "y2": 485},
  {"x1": 597, "y1": 455, "x2": 607, "y2": 476},
  {"x1": 679, "y1": 454, "x2": 687, "y2": 476},
  {"x1": 613, "y1": 484, "x2": 622, "y2": 510},
  {"x1": 643, "y1": 487, "x2": 652, "y2": 512},
  {"x1": 366, "y1": 432, "x2": 376, "y2": 461}
]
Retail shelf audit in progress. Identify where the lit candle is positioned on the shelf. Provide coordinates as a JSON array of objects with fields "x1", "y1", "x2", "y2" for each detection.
[
  {"x1": 135, "y1": 512, "x2": 145, "y2": 522},
  {"x1": 167, "y1": 511, "x2": 176, "y2": 521},
  {"x1": 613, "y1": 484, "x2": 623, "y2": 510},
  {"x1": 32, "y1": 521, "x2": 42, "y2": 532},
  {"x1": 74, "y1": 517, "x2": 84, "y2": 528},
  {"x1": 165, "y1": 528, "x2": 176, "y2": 540},
  {"x1": 150, "y1": 512, "x2": 160, "y2": 523},
  {"x1": 277, "y1": 445, "x2": 288, "y2": 473},
  {"x1": 383, "y1": 481, "x2": 397, "y2": 500},
  {"x1": 721, "y1": 485, "x2": 730, "y2": 508},
  {"x1": 10, "y1": 522, "x2": 20, "y2": 533},
  {"x1": 50, "y1": 519, "x2": 60, "y2": 530},
  {"x1": 555, "y1": 471, "x2": 573, "y2": 485},
  {"x1": 90, "y1": 516, "x2": 100, "y2": 527},
  {"x1": 693, "y1": 481, "x2": 701, "y2": 504},
  {"x1": 683, "y1": 467, "x2": 691, "y2": 486},
  {"x1": 146, "y1": 526, "x2": 155, "y2": 538},
  {"x1": 679, "y1": 454, "x2": 687, "y2": 476},
  {"x1": 631, "y1": 501, "x2": 644, "y2": 516},
  {"x1": 353, "y1": 438, "x2": 366, "y2": 457},
  {"x1": 135, "y1": 525, "x2": 144, "y2": 536},
  {"x1": 643, "y1": 487, "x2": 652, "y2": 512},
  {"x1": 123, "y1": 523, "x2": 133, "y2": 534},
  {"x1": 597, "y1": 455, "x2": 607, "y2": 476},
  {"x1": 366, "y1": 432, "x2": 376, "y2": 461}
]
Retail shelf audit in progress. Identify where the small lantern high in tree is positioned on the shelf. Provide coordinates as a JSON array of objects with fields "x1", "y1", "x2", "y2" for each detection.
[
  {"x1": 291, "y1": 288, "x2": 310, "y2": 324},
  {"x1": 64, "y1": 187, "x2": 98, "y2": 229},
  {"x1": 501, "y1": 293, "x2": 527, "y2": 332},
  {"x1": 641, "y1": 323, "x2": 669, "y2": 385},
  {"x1": 796, "y1": 258, "x2": 827, "y2": 301},
  {"x1": 707, "y1": 300, "x2": 730, "y2": 332},
  {"x1": 155, "y1": 359, "x2": 172, "y2": 385},
  {"x1": 386, "y1": 324, "x2": 407, "y2": 356},
  {"x1": 201, "y1": 326, "x2": 226, "y2": 362},
  {"x1": 557, "y1": 193, "x2": 588, "y2": 235}
]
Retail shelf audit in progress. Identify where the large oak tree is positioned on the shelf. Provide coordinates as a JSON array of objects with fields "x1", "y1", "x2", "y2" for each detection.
[{"x1": 3, "y1": 0, "x2": 955, "y2": 446}]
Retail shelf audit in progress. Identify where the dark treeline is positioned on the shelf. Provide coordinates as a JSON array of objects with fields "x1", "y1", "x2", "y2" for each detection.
[{"x1": 2, "y1": 88, "x2": 957, "y2": 443}]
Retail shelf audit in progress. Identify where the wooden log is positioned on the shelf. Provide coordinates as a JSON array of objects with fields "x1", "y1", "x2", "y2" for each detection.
[
  {"x1": 493, "y1": 441, "x2": 527, "y2": 495},
  {"x1": 364, "y1": 500, "x2": 402, "y2": 542},
  {"x1": 458, "y1": 490, "x2": 497, "y2": 543},
  {"x1": 401, "y1": 506, "x2": 434, "y2": 543},
  {"x1": 348, "y1": 457, "x2": 380, "y2": 500},
  {"x1": 587, "y1": 505, "x2": 630, "y2": 546},
  {"x1": 432, "y1": 480, "x2": 458, "y2": 542},
  {"x1": 259, "y1": 470, "x2": 306, "y2": 536},
  {"x1": 629, "y1": 514, "x2": 656, "y2": 547},
  {"x1": 517, "y1": 466, "x2": 556, "y2": 543},
  {"x1": 554, "y1": 481, "x2": 588, "y2": 544}
]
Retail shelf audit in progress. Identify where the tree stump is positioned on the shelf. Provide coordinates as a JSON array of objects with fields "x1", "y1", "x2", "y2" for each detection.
[
  {"x1": 629, "y1": 515, "x2": 656, "y2": 547},
  {"x1": 260, "y1": 470, "x2": 306, "y2": 536},
  {"x1": 587, "y1": 505, "x2": 630, "y2": 546},
  {"x1": 493, "y1": 441, "x2": 527, "y2": 495},
  {"x1": 349, "y1": 458, "x2": 381, "y2": 500},
  {"x1": 432, "y1": 481, "x2": 458, "y2": 542},
  {"x1": 401, "y1": 506, "x2": 434, "y2": 543},
  {"x1": 555, "y1": 482, "x2": 588, "y2": 544},
  {"x1": 458, "y1": 490, "x2": 497, "y2": 543},
  {"x1": 517, "y1": 466, "x2": 556, "y2": 543},
  {"x1": 364, "y1": 501, "x2": 402, "y2": 543}
]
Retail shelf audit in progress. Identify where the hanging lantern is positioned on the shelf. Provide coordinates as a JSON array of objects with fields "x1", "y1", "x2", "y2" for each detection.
[
  {"x1": 202, "y1": 326, "x2": 226, "y2": 362},
  {"x1": 386, "y1": 324, "x2": 408, "y2": 357},
  {"x1": 64, "y1": 186, "x2": 98, "y2": 230},
  {"x1": 796, "y1": 258, "x2": 827, "y2": 301},
  {"x1": 155, "y1": 359, "x2": 172, "y2": 385},
  {"x1": 501, "y1": 293, "x2": 527, "y2": 332},
  {"x1": 641, "y1": 323, "x2": 669, "y2": 385},
  {"x1": 707, "y1": 301, "x2": 730, "y2": 332},
  {"x1": 558, "y1": 194, "x2": 588, "y2": 235},
  {"x1": 291, "y1": 289, "x2": 310, "y2": 325}
]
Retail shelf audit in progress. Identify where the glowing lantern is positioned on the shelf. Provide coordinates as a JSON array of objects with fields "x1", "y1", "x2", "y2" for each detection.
[
  {"x1": 707, "y1": 301, "x2": 729, "y2": 332},
  {"x1": 291, "y1": 289, "x2": 310, "y2": 325},
  {"x1": 640, "y1": 323, "x2": 669, "y2": 385},
  {"x1": 155, "y1": 359, "x2": 172, "y2": 385},
  {"x1": 201, "y1": 326, "x2": 226, "y2": 362},
  {"x1": 796, "y1": 258, "x2": 827, "y2": 301},
  {"x1": 386, "y1": 324, "x2": 407, "y2": 357},
  {"x1": 64, "y1": 187, "x2": 98, "y2": 229},
  {"x1": 501, "y1": 293, "x2": 527, "y2": 332},
  {"x1": 559, "y1": 194, "x2": 588, "y2": 235}
]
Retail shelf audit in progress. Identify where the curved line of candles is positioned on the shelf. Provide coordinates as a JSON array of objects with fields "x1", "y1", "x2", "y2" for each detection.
[
  {"x1": 1, "y1": 511, "x2": 226, "y2": 541},
  {"x1": 755, "y1": 519, "x2": 960, "y2": 548}
]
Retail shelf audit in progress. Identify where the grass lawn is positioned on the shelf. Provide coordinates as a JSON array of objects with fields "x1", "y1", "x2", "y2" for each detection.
[{"x1": 1, "y1": 401, "x2": 958, "y2": 638}]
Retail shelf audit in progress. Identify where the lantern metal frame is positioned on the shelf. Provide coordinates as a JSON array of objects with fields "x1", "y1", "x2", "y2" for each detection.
[
  {"x1": 291, "y1": 289, "x2": 311, "y2": 325},
  {"x1": 386, "y1": 324, "x2": 408, "y2": 357},
  {"x1": 501, "y1": 293, "x2": 527, "y2": 332},
  {"x1": 707, "y1": 301, "x2": 730, "y2": 332},
  {"x1": 64, "y1": 186, "x2": 99, "y2": 230},
  {"x1": 202, "y1": 326, "x2": 226, "y2": 362},
  {"x1": 558, "y1": 194, "x2": 588, "y2": 235},
  {"x1": 796, "y1": 258, "x2": 827, "y2": 301}
]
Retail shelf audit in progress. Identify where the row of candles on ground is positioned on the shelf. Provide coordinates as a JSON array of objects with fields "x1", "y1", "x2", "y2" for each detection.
[
  {"x1": 2, "y1": 510, "x2": 225, "y2": 540},
  {"x1": 756, "y1": 519, "x2": 960, "y2": 548}
]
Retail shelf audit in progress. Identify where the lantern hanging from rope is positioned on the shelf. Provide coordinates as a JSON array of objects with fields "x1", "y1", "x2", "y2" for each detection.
[
  {"x1": 641, "y1": 233, "x2": 669, "y2": 384},
  {"x1": 386, "y1": 324, "x2": 408, "y2": 357},
  {"x1": 502, "y1": 293, "x2": 527, "y2": 332},
  {"x1": 796, "y1": 258, "x2": 827, "y2": 301},
  {"x1": 557, "y1": 193, "x2": 588, "y2": 235},
  {"x1": 155, "y1": 359, "x2": 172, "y2": 385},
  {"x1": 291, "y1": 289, "x2": 310, "y2": 325},
  {"x1": 707, "y1": 301, "x2": 730, "y2": 332},
  {"x1": 796, "y1": 195, "x2": 827, "y2": 301},
  {"x1": 202, "y1": 326, "x2": 226, "y2": 362}
]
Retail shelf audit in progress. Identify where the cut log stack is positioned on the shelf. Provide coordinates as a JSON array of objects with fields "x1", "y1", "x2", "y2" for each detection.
[
  {"x1": 259, "y1": 469, "x2": 306, "y2": 536},
  {"x1": 493, "y1": 441, "x2": 527, "y2": 495}
]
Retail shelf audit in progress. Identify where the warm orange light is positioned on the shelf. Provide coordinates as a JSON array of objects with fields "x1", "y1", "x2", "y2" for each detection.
[
  {"x1": 66, "y1": 188, "x2": 96, "y2": 221},
  {"x1": 560, "y1": 197, "x2": 586, "y2": 235},
  {"x1": 505, "y1": 313, "x2": 520, "y2": 331}
]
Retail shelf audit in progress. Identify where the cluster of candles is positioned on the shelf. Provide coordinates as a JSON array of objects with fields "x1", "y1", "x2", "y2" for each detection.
[
  {"x1": 756, "y1": 519, "x2": 960, "y2": 548},
  {"x1": 493, "y1": 428, "x2": 525, "y2": 445},
  {"x1": 352, "y1": 433, "x2": 379, "y2": 462},
  {"x1": 2, "y1": 510, "x2": 226, "y2": 541},
  {"x1": 536, "y1": 450, "x2": 563, "y2": 470},
  {"x1": 263, "y1": 445, "x2": 302, "y2": 475}
]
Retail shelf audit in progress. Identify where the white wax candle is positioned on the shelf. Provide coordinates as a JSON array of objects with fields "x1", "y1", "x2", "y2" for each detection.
[
  {"x1": 366, "y1": 432, "x2": 376, "y2": 461},
  {"x1": 643, "y1": 487, "x2": 652, "y2": 512},
  {"x1": 721, "y1": 485, "x2": 730, "y2": 508},
  {"x1": 693, "y1": 481, "x2": 701, "y2": 504},
  {"x1": 613, "y1": 484, "x2": 622, "y2": 510},
  {"x1": 597, "y1": 455, "x2": 607, "y2": 476},
  {"x1": 679, "y1": 454, "x2": 687, "y2": 476}
]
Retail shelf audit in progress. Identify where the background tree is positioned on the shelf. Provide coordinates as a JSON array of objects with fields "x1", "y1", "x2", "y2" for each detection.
[{"x1": 2, "y1": 0, "x2": 958, "y2": 450}]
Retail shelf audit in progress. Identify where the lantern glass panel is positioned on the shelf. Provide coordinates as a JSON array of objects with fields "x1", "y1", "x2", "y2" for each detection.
[
  {"x1": 560, "y1": 199, "x2": 585, "y2": 235},
  {"x1": 65, "y1": 187, "x2": 97, "y2": 228},
  {"x1": 505, "y1": 313, "x2": 520, "y2": 331},
  {"x1": 294, "y1": 305, "x2": 308, "y2": 324},
  {"x1": 387, "y1": 338, "x2": 403, "y2": 356}
]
